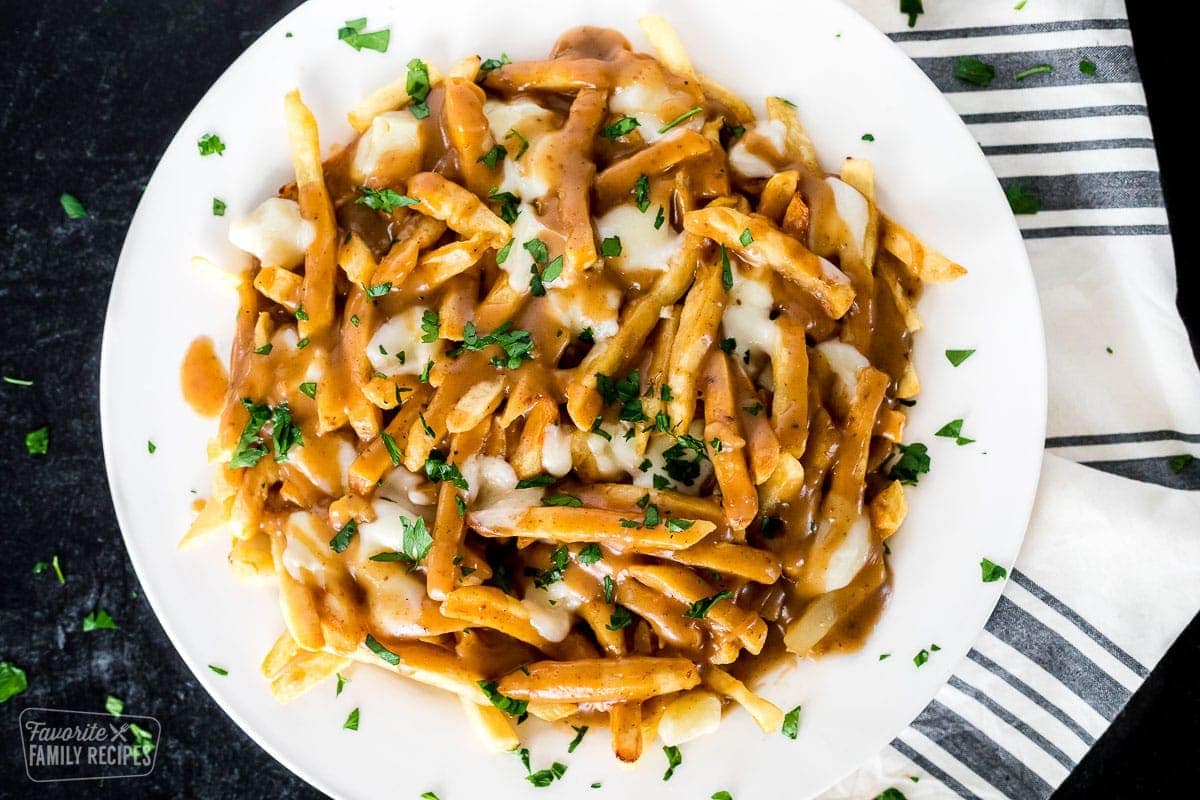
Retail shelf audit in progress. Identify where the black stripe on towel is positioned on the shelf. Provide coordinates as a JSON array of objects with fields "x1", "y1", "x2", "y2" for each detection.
[
  {"x1": 961, "y1": 105, "x2": 1146, "y2": 124},
  {"x1": 912, "y1": 45, "x2": 1139, "y2": 93},
  {"x1": 986, "y1": 596, "x2": 1131, "y2": 721},
  {"x1": 1001, "y1": 171, "x2": 1163, "y2": 211},
  {"x1": 908, "y1": 700, "x2": 1055, "y2": 799},
  {"x1": 982, "y1": 138, "x2": 1154, "y2": 156},
  {"x1": 1080, "y1": 457, "x2": 1200, "y2": 490},
  {"x1": 966, "y1": 649, "x2": 1096, "y2": 746},
  {"x1": 1021, "y1": 225, "x2": 1171, "y2": 239},
  {"x1": 1011, "y1": 570, "x2": 1149, "y2": 678},
  {"x1": 947, "y1": 675, "x2": 1076, "y2": 770},
  {"x1": 889, "y1": 18, "x2": 1130, "y2": 43},
  {"x1": 1046, "y1": 430, "x2": 1200, "y2": 447}
]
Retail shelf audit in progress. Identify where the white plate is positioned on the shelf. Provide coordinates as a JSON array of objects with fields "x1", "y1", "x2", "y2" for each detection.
[{"x1": 100, "y1": 0, "x2": 1046, "y2": 797}]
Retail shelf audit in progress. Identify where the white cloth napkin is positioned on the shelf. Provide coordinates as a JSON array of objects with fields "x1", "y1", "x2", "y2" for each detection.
[{"x1": 818, "y1": 2, "x2": 1200, "y2": 797}]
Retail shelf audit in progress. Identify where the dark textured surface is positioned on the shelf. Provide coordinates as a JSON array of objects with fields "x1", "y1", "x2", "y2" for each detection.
[{"x1": 0, "y1": 2, "x2": 1194, "y2": 798}]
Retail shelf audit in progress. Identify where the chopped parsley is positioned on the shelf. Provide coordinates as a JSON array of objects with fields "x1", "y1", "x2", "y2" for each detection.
[
  {"x1": 406, "y1": 58, "x2": 432, "y2": 118},
  {"x1": 364, "y1": 633, "x2": 401, "y2": 665},
  {"x1": 913, "y1": 648, "x2": 930, "y2": 667},
  {"x1": 1004, "y1": 183, "x2": 1041, "y2": 214},
  {"x1": 209, "y1": 665, "x2": 229, "y2": 676},
  {"x1": 1079, "y1": 59, "x2": 1098, "y2": 76},
  {"x1": 658, "y1": 106, "x2": 703, "y2": 133},
  {"x1": 477, "y1": 680, "x2": 528, "y2": 716},
  {"x1": 212, "y1": 197, "x2": 226, "y2": 216},
  {"x1": 477, "y1": 144, "x2": 507, "y2": 170},
  {"x1": 526, "y1": 762, "x2": 567, "y2": 787},
  {"x1": 3, "y1": 375, "x2": 33, "y2": 386},
  {"x1": 343, "y1": 707, "x2": 360, "y2": 730},
  {"x1": 603, "y1": 576, "x2": 615, "y2": 604},
  {"x1": 197, "y1": 133, "x2": 226, "y2": 156},
  {"x1": 980, "y1": 558, "x2": 1008, "y2": 582},
  {"x1": 719, "y1": 337, "x2": 737, "y2": 354},
  {"x1": 900, "y1": 0, "x2": 923, "y2": 27},
  {"x1": 568, "y1": 724, "x2": 589, "y2": 752},
  {"x1": 602, "y1": 116, "x2": 640, "y2": 140},
  {"x1": 578, "y1": 327, "x2": 595, "y2": 344},
  {"x1": 600, "y1": 236, "x2": 622, "y2": 257},
  {"x1": 254, "y1": 343, "x2": 273, "y2": 356},
  {"x1": 25, "y1": 426, "x2": 49, "y2": 455},
  {"x1": 337, "y1": 17, "x2": 390, "y2": 53},
  {"x1": 365, "y1": 281, "x2": 392, "y2": 297},
  {"x1": 888, "y1": 442, "x2": 930, "y2": 485},
  {"x1": 1014, "y1": 64, "x2": 1053, "y2": 81},
  {"x1": 606, "y1": 606, "x2": 634, "y2": 631},
  {"x1": 299, "y1": 381, "x2": 317, "y2": 399},
  {"x1": 666, "y1": 518, "x2": 694, "y2": 533},
  {"x1": 945, "y1": 348, "x2": 975, "y2": 366},
  {"x1": 60, "y1": 193, "x2": 88, "y2": 218},
  {"x1": 381, "y1": 432, "x2": 403, "y2": 466},
  {"x1": 106, "y1": 695, "x2": 124, "y2": 716},
  {"x1": 329, "y1": 519, "x2": 358, "y2": 553},
  {"x1": 577, "y1": 543, "x2": 603, "y2": 564},
  {"x1": 33, "y1": 555, "x2": 66, "y2": 584},
  {"x1": 336, "y1": 673, "x2": 349, "y2": 695},
  {"x1": 270, "y1": 402, "x2": 303, "y2": 462},
  {"x1": 487, "y1": 188, "x2": 520, "y2": 223},
  {"x1": 739, "y1": 228, "x2": 754, "y2": 246},
  {"x1": 861, "y1": 133, "x2": 875, "y2": 142},
  {"x1": 506, "y1": 128, "x2": 529, "y2": 159},
  {"x1": 0, "y1": 663, "x2": 28, "y2": 702},
  {"x1": 654, "y1": 204, "x2": 666, "y2": 230},
  {"x1": 531, "y1": 546, "x2": 570, "y2": 589},
  {"x1": 543, "y1": 493, "x2": 583, "y2": 507},
  {"x1": 420, "y1": 309, "x2": 440, "y2": 343},
  {"x1": 229, "y1": 400, "x2": 272, "y2": 467},
  {"x1": 953, "y1": 56, "x2": 996, "y2": 87},
  {"x1": 683, "y1": 590, "x2": 733, "y2": 619},
  {"x1": 480, "y1": 53, "x2": 511, "y2": 73},
  {"x1": 720, "y1": 245, "x2": 734, "y2": 291},
  {"x1": 357, "y1": 186, "x2": 419, "y2": 212},
  {"x1": 419, "y1": 360, "x2": 433, "y2": 383},
  {"x1": 516, "y1": 474, "x2": 556, "y2": 489},
  {"x1": 1170, "y1": 454, "x2": 1195, "y2": 473},
  {"x1": 782, "y1": 704, "x2": 801, "y2": 739},
  {"x1": 83, "y1": 609, "x2": 118, "y2": 632},
  {"x1": 873, "y1": 790, "x2": 909, "y2": 800},
  {"x1": 662, "y1": 745, "x2": 682, "y2": 780},
  {"x1": 424, "y1": 450, "x2": 469, "y2": 489},
  {"x1": 633, "y1": 174, "x2": 651, "y2": 212},
  {"x1": 934, "y1": 418, "x2": 974, "y2": 446},
  {"x1": 713, "y1": 793, "x2": 734, "y2": 800},
  {"x1": 460, "y1": 321, "x2": 535, "y2": 368},
  {"x1": 720, "y1": 122, "x2": 746, "y2": 145}
]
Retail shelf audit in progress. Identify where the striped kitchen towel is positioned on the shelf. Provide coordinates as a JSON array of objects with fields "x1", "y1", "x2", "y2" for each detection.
[{"x1": 819, "y1": 2, "x2": 1200, "y2": 798}]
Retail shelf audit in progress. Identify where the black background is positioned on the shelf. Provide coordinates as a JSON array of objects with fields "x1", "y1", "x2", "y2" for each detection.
[{"x1": 0, "y1": 2, "x2": 1194, "y2": 797}]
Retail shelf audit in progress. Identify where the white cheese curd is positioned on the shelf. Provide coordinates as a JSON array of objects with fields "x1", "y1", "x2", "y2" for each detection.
[
  {"x1": 594, "y1": 204, "x2": 682, "y2": 275},
  {"x1": 609, "y1": 79, "x2": 702, "y2": 144},
  {"x1": 378, "y1": 466, "x2": 438, "y2": 507},
  {"x1": 228, "y1": 197, "x2": 314, "y2": 269},
  {"x1": 521, "y1": 589, "x2": 572, "y2": 642},
  {"x1": 821, "y1": 513, "x2": 872, "y2": 592},
  {"x1": 461, "y1": 455, "x2": 519, "y2": 505},
  {"x1": 482, "y1": 99, "x2": 554, "y2": 200},
  {"x1": 499, "y1": 203, "x2": 553, "y2": 292},
  {"x1": 350, "y1": 111, "x2": 424, "y2": 184},
  {"x1": 722, "y1": 268, "x2": 780, "y2": 360},
  {"x1": 366, "y1": 306, "x2": 443, "y2": 377},
  {"x1": 727, "y1": 119, "x2": 788, "y2": 179},
  {"x1": 824, "y1": 177, "x2": 870, "y2": 254},
  {"x1": 541, "y1": 425, "x2": 574, "y2": 477},
  {"x1": 816, "y1": 339, "x2": 869, "y2": 397},
  {"x1": 356, "y1": 497, "x2": 436, "y2": 558},
  {"x1": 544, "y1": 578, "x2": 585, "y2": 613},
  {"x1": 547, "y1": 282, "x2": 621, "y2": 341},
  {"x1": 586, "y1": 422, "x2": 643, "y2": 478},
  {"x1": 632, "y1": 423, "x2": 714, "y2": 496},
  {"x1": 282, "y1": 512, "x2": 327, "y2": 587},
  {"x1": 360, "y1": 567, "x2": 428, "y2": 638},
  {"x1": 657, "y1": 690, "x2": 723, "y2": 746}
]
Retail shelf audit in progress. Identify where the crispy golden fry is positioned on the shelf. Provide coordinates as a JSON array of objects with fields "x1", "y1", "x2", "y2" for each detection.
[
  {"x1": 701, "y1": 351, "x2": 758, "y2": 530},
  {"x1": 757, "y1": 170, "x2": 800, "y2": 222},
  {"x1": 653, "y1": 540, "x2": 782, "y2": 585},
  {"x1": 701, "y1": 666, "x2": 784, "y2": 733},
  {"x1": 683, "y1": 206, "x2": 855, "y2": 319},
  {"x1": 611, "y1": 702, "x2": 644, "y2": 762},
  {"x1": 283, "y1": 90, "x2": 338, "y2": 339},
  {"x1": 869, "y1": 480, "x2": 907, "y2": 539},
  {"x1": 666, "y1": 256, "x2": 725, "y2": 431},
  {"x1": 730, "y1": 359, "x2": 781, "y2": 484},
  {"x1": 252, "y1": 266, "x2": 302, "y2": 311},
  {"x1": 765, "y1": 96, "x2": 821, "y2": 177},
  {"x1": 881, "y1": 216, "x2": 967, "y2": 283},
  {"x1": 460, "y1": 696, "x2": 520, "y2": 752},
  {"x1": 626, "y1": 564, "x2": 766, "y2": 655},
  {"x1": 542, "y1": 88, "x2": 608, "y2": 276},
  {"x1": 407, "y1": 172, "x2": 511, "y2": 248},
  {"x1": 441, "y1": 586, "x2": 553, "y2": 650},
  {"x1": 496, "y1": 657, "x2": 700, "y2": 703},
  {"x1": 772, "y1": 315, "x2": 810, "y2": 457},
  {"x1": 443, "y1": 78, "x2": 498, "y2": 198},
  {"x1": 468, "y1": 506, "x2": 714, "y2": 551},
  {"x1": 595, "y1": 130, "x2": 711, "y2": 209}
]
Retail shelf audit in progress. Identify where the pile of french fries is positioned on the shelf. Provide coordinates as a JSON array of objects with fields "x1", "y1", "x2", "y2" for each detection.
[{"x1": 185, "y1": 16, "x2": 964, "y2": 762}]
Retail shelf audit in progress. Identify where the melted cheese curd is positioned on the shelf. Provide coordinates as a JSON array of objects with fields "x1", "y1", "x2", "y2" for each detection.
[{"x1": 186, "y1": 18, "x2": 964, "y2": 764}]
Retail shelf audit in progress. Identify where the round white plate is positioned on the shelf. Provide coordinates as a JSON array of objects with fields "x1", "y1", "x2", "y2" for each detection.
[{"x1": 100, "y1": 0, "x2": 1046, "y2": 797}]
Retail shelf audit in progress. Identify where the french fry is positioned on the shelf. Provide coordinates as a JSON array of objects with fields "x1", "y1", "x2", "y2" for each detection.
[
  {"x1": 348, "y1": 63, "x2": 443, "y2": 132},
  {"x1": 771, "y1": 316, "x2": 810, "y2": 457},
  {"x1": 443, "y1": 77, "x2": 497, "y2": 198},
  {"x1": 283, "y1": 91, "x2": 338, "y2": 339},
  {"x1": 666, "y1": 257, "x2": 725, "y2": 432},
  {"x1": 683, "y1": 206, "x2": 855, "y2": 319},
  {"x1": 881, "y1": 216, "x2": 967, "y2": 283},
  {"x1": 626, "y1": 564, "x2": 766, "y2": 655},
  {"x1": 869, "y1": 480, "x2": 907, "y2": 539},
  {"x1": 730, "y1": 358, "x2": 781, "y2": 484},
  {"x1": 496, "y1": 657, "x2": 700, "y2": 703},
  {"x1": 701, "y1": 351, "x2": 758, "y2": 530},
  {"x1": 252, "y1": 265, "x2": 303, "y2": 311},
  {"x1": 460, "y1": 696, "x2": 520, "y2": 752},
  {"x1": 701, "y1": 666, "x2": 784, "y2": 733},
  {"x1": 441, "y1": 586, "x2": 554, "y2": 650},
  {"x1": 611, "y1": 702, "x2": 643, "y2": 762},
  {"x1": 757, "y1": 171, "x2": 800, "y2": 222},
  {"x1": 764, "y1": 96, "x2": 821, "y2": 177},
  {"x1": 407, "y1": 172, "x2": 511, "y2": 249},
  {"x1": 468, "y1": 506, "x2": 714, "y2": 551},
  {"x1": 595, "y1": 131, "x2": 711, "y2": 209}
]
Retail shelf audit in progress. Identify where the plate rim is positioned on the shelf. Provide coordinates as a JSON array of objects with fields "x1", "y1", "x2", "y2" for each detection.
[{"x1": 98, "y1": 1, "x2": 1048, "y2": 797}]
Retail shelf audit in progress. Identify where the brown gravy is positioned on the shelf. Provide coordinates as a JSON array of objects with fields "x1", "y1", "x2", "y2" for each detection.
[{"x1": 180, "y1": 336, "x2": 229, "y2": 417}]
